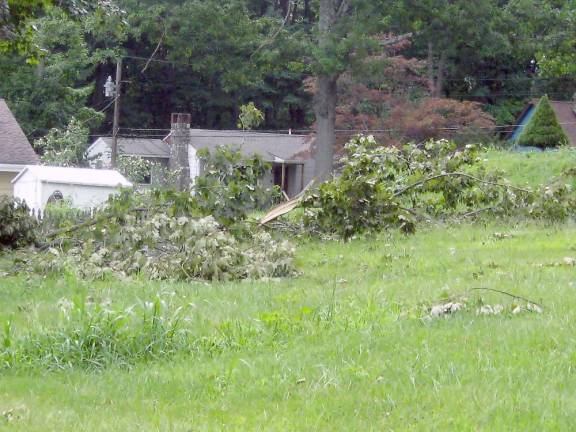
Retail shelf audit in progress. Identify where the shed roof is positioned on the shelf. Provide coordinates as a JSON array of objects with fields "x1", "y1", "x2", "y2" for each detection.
[
  {"x1": 12, "y1": 165, "x2": 132, "y2": 187},
  {"x1": 184, "y1": 129, "x2": 313, "y2": 162},
  {"x1": 0, "y1": 99, "x2": 40, "y2": 165},
  {"x1": 97, "y1": 137, "x2": 169, "y2": 158}
]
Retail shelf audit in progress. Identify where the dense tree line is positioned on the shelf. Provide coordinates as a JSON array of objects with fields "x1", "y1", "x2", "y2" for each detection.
[{"x1": 1, "y1": 0, "x2": 576, "y2": 175}]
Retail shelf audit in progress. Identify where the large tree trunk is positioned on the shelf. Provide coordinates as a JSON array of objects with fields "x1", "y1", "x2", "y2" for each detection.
[
  {"x1": 426, "y1": 42, "x2": 446, "y2": 98},
  {"x1": 435, "y1": 50, "x2": 447, "y2": 97},
  {"x1": 314, "y1": 74, "x2": 338, "y2": 180},
  {"x1": 427, "y1": 42, "x2": 435, "y2": 95},
  {"x1": 314, "y1": 0, "x2": 343, "y2": 180}
]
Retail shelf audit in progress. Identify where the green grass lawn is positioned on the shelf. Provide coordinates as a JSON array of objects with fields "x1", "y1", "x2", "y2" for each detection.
[
  {"x1": 484, "y1": 146, "x2": 576, "y2": 188},
  {"x1": 1, "y1": 148, "x2": 576, "y2": 430},
  {"x1": 1, "y1": 220, "x2": 576, "y2": 430}
]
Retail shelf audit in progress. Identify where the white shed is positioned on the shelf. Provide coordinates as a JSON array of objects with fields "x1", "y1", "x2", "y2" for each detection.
[{"x1": 12, "y1": 165, "x2": 132, "y2": 213}]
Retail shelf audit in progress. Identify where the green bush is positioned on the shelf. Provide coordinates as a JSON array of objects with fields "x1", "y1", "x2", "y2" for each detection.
[
  {"x1": 0, "y1": 197, "x2": 38, "y2": 249},
  {"x1": 517, "y1": 95, "x2": 569, "y2": 148}
]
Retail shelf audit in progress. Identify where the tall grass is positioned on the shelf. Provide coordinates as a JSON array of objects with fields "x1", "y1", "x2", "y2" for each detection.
[{"x1": 1, "y1": 297, "x2": 193, "y2": 370}]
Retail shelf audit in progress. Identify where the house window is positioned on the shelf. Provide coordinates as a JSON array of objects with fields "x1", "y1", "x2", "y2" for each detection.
[
  {"x1": 47, "y1": 190, "x2": 64, "y2": 204},
  {"x1": 143, "y1": 172, "x2": 152, "y2": 184}
]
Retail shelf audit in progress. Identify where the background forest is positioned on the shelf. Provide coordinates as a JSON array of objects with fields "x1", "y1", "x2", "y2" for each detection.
[{"x1": 2, "y1": 0, "x2": 576, "y2": 147}]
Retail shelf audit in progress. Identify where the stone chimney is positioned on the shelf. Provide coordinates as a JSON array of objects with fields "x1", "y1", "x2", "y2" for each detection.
[{"x1": 169, "y1": 113, "x2": 191, "y2": 191}]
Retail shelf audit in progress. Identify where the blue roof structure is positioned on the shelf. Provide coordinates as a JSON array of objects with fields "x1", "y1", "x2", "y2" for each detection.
[{"x1": 509, "y1": 104, "x2": 536, "y2": 142}]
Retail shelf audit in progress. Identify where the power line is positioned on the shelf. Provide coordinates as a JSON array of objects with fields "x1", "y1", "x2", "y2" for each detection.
[
  {"x1": 124, "y1": 54, "x2": 196, "y2": 69},
  {"x1": 99, "y1": 121, "x2": 576, "y2": 139}
]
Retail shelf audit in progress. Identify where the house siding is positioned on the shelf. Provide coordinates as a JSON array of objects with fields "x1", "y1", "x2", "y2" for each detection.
[
  {"x1": 0, "y1": 171, "x2": 16, "y2": 196},
  {"x1": 87, "y1": 138, "x2": 112, "y2": 167},
  {"x1": 188, "y1": 145, "x2": 200, "y2": 184}
]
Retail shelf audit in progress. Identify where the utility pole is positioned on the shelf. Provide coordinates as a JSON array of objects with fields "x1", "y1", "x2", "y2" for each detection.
[{"x1": 110, "y1": 58, "x2": 122, "y2": 168}]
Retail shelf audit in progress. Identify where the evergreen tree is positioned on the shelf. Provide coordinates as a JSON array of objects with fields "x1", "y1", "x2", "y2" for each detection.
[{"x1": 518, "y1": 95, "x2": 568, "y2": 148}]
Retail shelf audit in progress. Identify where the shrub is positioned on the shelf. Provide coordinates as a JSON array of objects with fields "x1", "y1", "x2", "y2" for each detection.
[
  {"x1": 117, "y1": 154, "x2": 158, "y2": 184},
  {"x1": 34, "y1": 118, "x2": 93, "y2": 167},
  {"x1": 0, "y1": 197, "x2": 37, "y2": 249},
  {"x1": 517, "y1": 95, "x2": 568, "y2": 148}
]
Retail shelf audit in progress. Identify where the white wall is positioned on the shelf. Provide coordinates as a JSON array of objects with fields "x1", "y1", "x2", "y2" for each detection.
[
  {"x1": 13, "y1": 173, "x2": 122, "y2": 214},
  {"x1": 39, "y1": 182, "x2": 120, "y2": 211},
  {"x1": 188, "y1": 144, "x2": 201, "y2": 184},
  {"x1": 87, "y1": 138, "x2": 112, "y2": 168},
  {"x1": 12, "y1": 169, "x2": 41, "y2": 210}
]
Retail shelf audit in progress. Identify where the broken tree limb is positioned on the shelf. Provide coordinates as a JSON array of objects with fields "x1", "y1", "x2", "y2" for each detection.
[
  {"x1": 259, "y1": 179, "x2": 315, "y2": 226},
  {"x1": 392, "y1": 172, "x2": 532, "y2": 198},
  {"x1": 470, "y1": 287, "x2": 543, "y2": 309}
]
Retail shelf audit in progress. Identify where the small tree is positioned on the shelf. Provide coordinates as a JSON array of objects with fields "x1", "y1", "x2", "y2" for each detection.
[
  {"x1": 34, "y1": 117, "x2": 96, "y2": 167},
  {"x1": 237, "y1": 102, "x2": 264, "y2": 131},
  {"x1": 518, "y1": 95, "x2": 568, "y2": 148}
]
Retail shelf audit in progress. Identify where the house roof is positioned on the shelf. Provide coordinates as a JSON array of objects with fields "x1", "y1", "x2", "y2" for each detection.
[
  {"x1": 185, "y1": 129, "x2": 313, "y2": 162},
  {"x1": 12, "y1": 165, "x2": 132, "y2": 188},
  {"x1": 95, "y1": 137, "x2": 170, "y2": 158},
  {"x1": 0, "y1": 99, "x2": 39, "y2": 165},
  {"x1": 92, "y1": 130, "x2": 314, "y2": 163},
  {"x1": 549, "y1": 101, "x2": 576, "y2": 146}
]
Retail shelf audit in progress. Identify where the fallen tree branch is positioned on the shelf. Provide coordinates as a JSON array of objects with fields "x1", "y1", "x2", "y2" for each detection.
[
  {"x1": 470, "y1": 287, "x2": 543, "y2": 308},
  {"x1": 393, "y1": 172, "x2": 532, "y2": 198},
  {"x1": 44, "y1": 207, "x2": 152, "y2": 240},
  {"x1": 259, "y1": 179, "x2": 315, "y2": 226},
  {"x1": 460, "y1": 206, "x2": 496, "y2": 218},
  {"x1": 444, "y1": 287, "x2": 543, "y2": 309}
]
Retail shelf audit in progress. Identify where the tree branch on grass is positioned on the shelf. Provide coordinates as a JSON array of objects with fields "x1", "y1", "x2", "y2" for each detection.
[{"x1": 392, "y1": 172, "x2": 532, "y2": 198}]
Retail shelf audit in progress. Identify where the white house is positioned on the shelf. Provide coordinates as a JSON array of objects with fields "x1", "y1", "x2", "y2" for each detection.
[
  {"x1": 0, "y1": 99, "x2": 39, "y2": 196},
  {"x1": 88, "y1": 123, "x2": 315, "y2": 197},
  {"x1": 12, "y1": 165, "x2": 132, "y2": 213}
]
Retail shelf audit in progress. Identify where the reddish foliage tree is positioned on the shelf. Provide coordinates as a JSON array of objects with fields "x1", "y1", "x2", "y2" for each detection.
[
  {"x1": 307, "y1": 37, "x2": 496, "y2": 157},
  {"x1": 384, "y1": 98, "x2": 495, "y2": 145}
]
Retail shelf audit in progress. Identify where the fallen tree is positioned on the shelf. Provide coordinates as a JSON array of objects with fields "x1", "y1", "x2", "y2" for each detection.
[{"x1": 261, "y1": 136, "x2": 575, "y2": 238}]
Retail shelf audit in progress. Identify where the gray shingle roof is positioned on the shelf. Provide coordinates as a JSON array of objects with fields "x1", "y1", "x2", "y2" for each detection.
[
  {"x1": 97, "y1": 131, "x2": 314, "y2": 163},
  {"x1": 0, "y1": 99, "x2": 39, "y2": 165},
  {"x1": 186, "y1": 129, "x2": 313, "y2": 162},
  {"x1": 100, "y1": 137, "x2": 170, "y2": 158}
]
